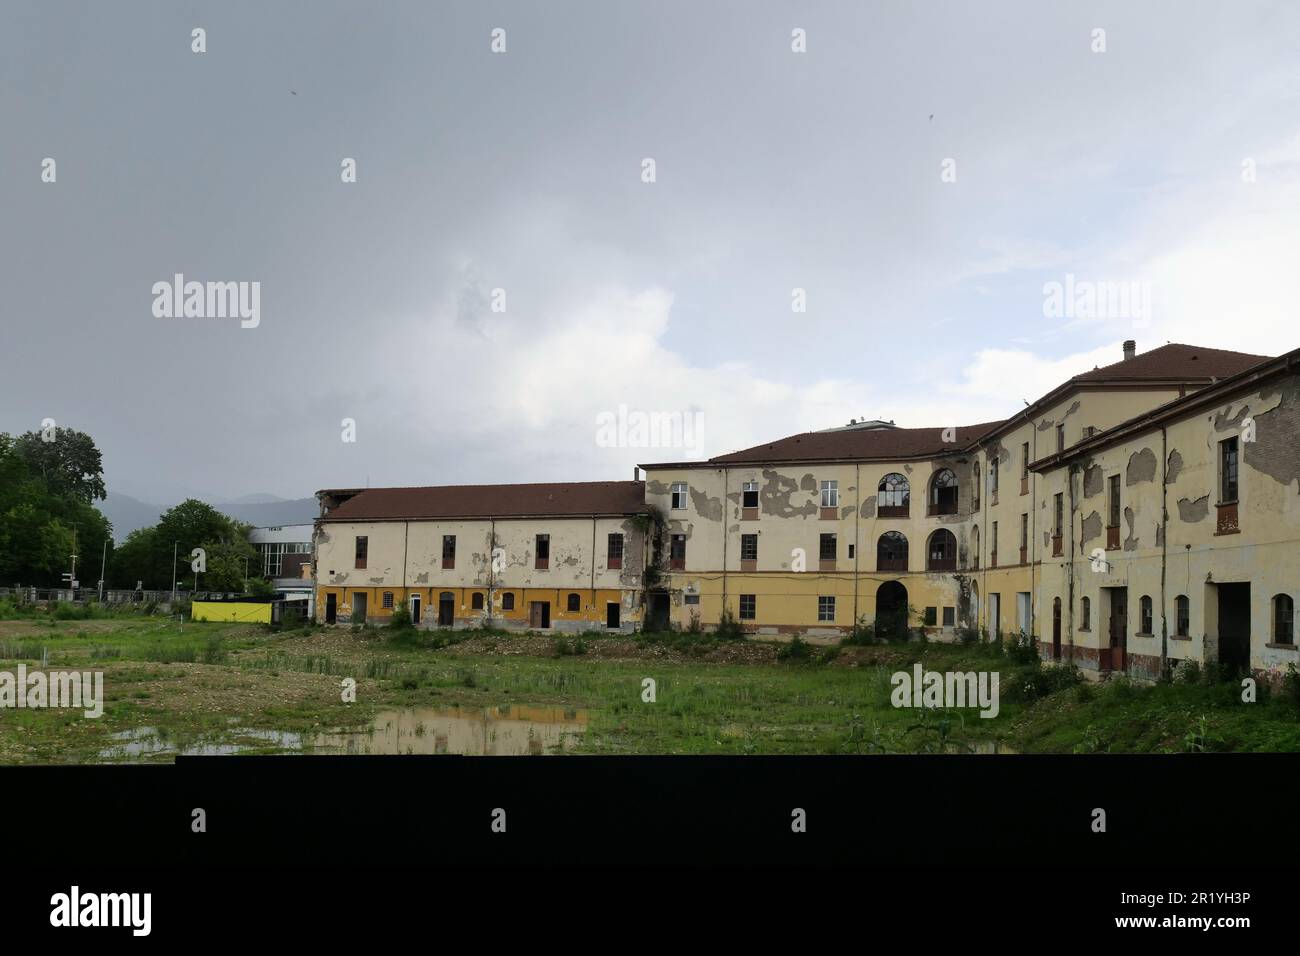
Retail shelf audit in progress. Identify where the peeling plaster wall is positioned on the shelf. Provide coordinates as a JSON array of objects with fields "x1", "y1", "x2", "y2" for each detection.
[{"x1": 1034, "y1": 373, "x2": 1300, "y2": 679}]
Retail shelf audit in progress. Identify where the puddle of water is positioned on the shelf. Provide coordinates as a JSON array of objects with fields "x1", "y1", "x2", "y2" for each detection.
[
  {"x1": 945, "y1": 740, "x2": 1019, "y2": 754},
  {"x1": 311, "y1": 705, "x2": 588, "y2": 756},
  {"x1": 98, "y1": 706, "x2": 588, "y2": 760},
  {"x1": 98, "y1": 725, "x2": 303, "y2": 760}
]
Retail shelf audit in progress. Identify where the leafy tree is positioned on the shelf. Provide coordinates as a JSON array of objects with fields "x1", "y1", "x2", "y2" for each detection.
[
  {"x1": 12, "y1": 427, "x2": 107, "y2": 503},
  {"x1": 0, "y1": 431, "x2": 113, "y2": 586}
]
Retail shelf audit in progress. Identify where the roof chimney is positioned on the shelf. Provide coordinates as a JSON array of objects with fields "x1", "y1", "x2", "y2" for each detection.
[{"x1": 1123, "y1": 339, "x2": 1136, "y2": 361}]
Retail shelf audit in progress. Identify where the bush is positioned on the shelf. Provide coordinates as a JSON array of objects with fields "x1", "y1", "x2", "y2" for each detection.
[
  {"x1": 389, "y1": 598, "x2": 413, "y2": 630},
  {"x1": 777, "y1": 635, "x2": 813, "y2": 662},
  {"x1": 714, "y1": 608, "x2": 746, "y2": 642},
  {"x1": 553, "y1": 637, "x2": 587, "y2": 656},
  {"x1": 842, "y1": 616, "x2": 878, "y2": 646}
]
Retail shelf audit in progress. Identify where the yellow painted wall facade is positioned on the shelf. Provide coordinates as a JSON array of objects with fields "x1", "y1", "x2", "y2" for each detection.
[{"x1": 314, "y1": 515, "x2": 646, "y2": 632}]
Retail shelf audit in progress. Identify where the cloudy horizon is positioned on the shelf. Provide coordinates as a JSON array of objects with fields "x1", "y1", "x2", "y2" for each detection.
[{"x1": 3, "y1": 1, "x2": 1298, "y2": 506}]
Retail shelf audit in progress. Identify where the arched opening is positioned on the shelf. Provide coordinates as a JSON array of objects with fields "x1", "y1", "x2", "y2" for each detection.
[
  {"x1": 1274, "y1": 594, "x2": 1294, "y2": 645},
  {"x1": 928, "y1": 468, "x2": 958, "y2": 516},
  {"x1": 927, "y1": 529, "x2": 957, "y2": 571},
  {"x1": 877, "y1": 473, "x2": 910, "y2": 518},
  {"x1": 875, "y1": 580, "x2": 909, "y2": 640},
  {"x1": 877, "y1": 531, "x2": 909, "y2": 571},
  {"x1": 971, "y1": 525, "x2": 980, "y2": 570}
]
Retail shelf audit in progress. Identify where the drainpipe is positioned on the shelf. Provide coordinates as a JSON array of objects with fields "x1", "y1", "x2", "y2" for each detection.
[
  {"x1": 853, "y1": 463, "x2": 861, "y2": 628},
  {"x1": 1160, "y1": 426, "x2": 1169, "y2": 678},
  {"x1": 721, "y1": 467, "x2": 729, "y2": 619},
  {"x1": 487, "y1": 517, "x2": 496, "y2": 627},
  {"x1": 1067, "y1": 464, "x2": 1076, "y2": 654},
  {"x1": 590, "y1": 514, "x2": 597, "y2": 621}
]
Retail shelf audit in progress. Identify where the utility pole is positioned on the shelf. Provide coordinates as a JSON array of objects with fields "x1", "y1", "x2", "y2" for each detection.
[
  {"x1": 99, "y1": 538, "x2": 108, "y2": 602},
  {"x1": 171, "y1": 541, "x2": 178, "y2": 605}
]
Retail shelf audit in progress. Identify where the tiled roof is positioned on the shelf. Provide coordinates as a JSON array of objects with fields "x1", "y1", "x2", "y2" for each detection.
[
  {"x1": 1069, "y1": 343, "x2": 1269, "y2": 383},
  {"x1": 318, "y1": 481, "x2": 647, "y2": 521},
  {"x1": 708, "y1": 421, "x2": 1006, "y2": 465}
]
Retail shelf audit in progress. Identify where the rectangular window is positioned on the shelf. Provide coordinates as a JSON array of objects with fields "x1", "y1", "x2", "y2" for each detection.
[
  {"x1": 1056, "y1": 424, "x2": 1065, "y2": 453},
  {"x1": 683, "y1": 593, "x2": 700, "y2": 605},
  {"x1": 742, "y1": 481, "x2": 759, "y2": 509},
  {"x1": 739, "y1": 594, "x2": 756, "y2": 620},
  {"x1": 1020, "y1": 514, "x2": 1028, "y2": 549},
  {"x1": 1176, "y1": 596, "x2": 1189, "y2": 636},
  {"x1": 990, "y1": 521, "x2": 998, "y2": 566},
  {"x1": 942, "y1": 606, "x2": 955, "y2": 627},
  {"x1": 820, "y1": 480, "x2": 838, "y2": 508},
  {"x1": 1054, "y1": 493, "x2": 1064, "y2": 535},
  {"x1": 740, "y1": 533, "x2": 758, "y2": 561},
  {"x1": 1108, "y1": 475, "x2": 1121, "y2": 528},
  {"x1": 382, "y1": 591, "x2": 394, "y2": 609},
  {"x1": 354, "y1": 536, "x2": 368, "y2": 570},
  {"x1": 847, "y1": 543, "x2": 855, "y2": 560},
  {"x1": 817, "y1": 595, "x2": 835, "y2": 622},
  {"x1": 535, "y1": 534, "x2": 550, "y2": 569},
  {"x1": 924, "y1": 606, "x2": 937, "y2": 626},
  {"x1": 442, "y1": 534, "x2": 456, "y2": 568},
  {"x1": 1220, "y1": 437, "x2": 1239, "y2": 502},
  {"x1": 669, "y1": 534, "x2": 686, "y2": 570},
  {"x1": 607, "y1": 532, "x2": 624, "y2": 569},
  {"x1": 819, "y1": 533, "x2": 836, "y2": 560},
  {"x1": 670, "y1": 482, "x2": 688, "y2": 510},
  {"x1": 991, "y1": 457, "x2": 1000, "y2": 497},
  {"x1": 1021, "y1": 443, "x2": 1029, "y2": 479}
]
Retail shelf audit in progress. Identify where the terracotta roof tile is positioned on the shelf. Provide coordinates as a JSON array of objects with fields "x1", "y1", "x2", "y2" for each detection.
[
  {"x1": 318, "y1": 481, "x2": 647, "y2": 522},
  {"x1": 708, "y1": 421, "x2": 1005, "y2": 465},
  {"x1": 1069, "y1": 343, "x2": 1269, "y2": 383}
]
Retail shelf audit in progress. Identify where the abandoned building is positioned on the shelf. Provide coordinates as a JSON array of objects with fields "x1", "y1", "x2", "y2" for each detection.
[
  {"x1": 313, "y1": 481, "x2": 649, "y2": 632},
  {"x1": 312, "y1": 340, "x2": 1300, "y2": 682},
  {"x1": 637, "y1": 341, "x2": 1300, "y2": 682}
]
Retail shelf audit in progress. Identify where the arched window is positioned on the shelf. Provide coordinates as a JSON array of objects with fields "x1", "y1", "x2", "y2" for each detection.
[
  {"x1": 877, "y1": 531, "x2": 908, "y2": 571},
  {"x1": 1081, "y1": 596, "x2": 1091, "y2": 630},
  {"x1": 502, "y1": 592, "x2": 515, "y2": 611},
  {"x1": 927, "y1": 529, "x2": 957, "y2": 571},
  {"x1": 1176, "y1": 595, "x2": 1189, "y2": 636},
  {"x1": 567, "y1": 593, "x2": 581, "y2": 612},
  {"x1": 971, "y1": 525, "x2": 980, "y2": 570},
  {"x1": 929, "y1": 469, "x2": 958, "y2": 515},
  {"x1": 1139, "y1": 595, "x2": 1153, "y2": 634},
  {"x1": 971, "y1": 461, "x2": 981, "y2": 510},
  {"x1": 471, "y1": 592, "x2": 484, "y2": 610},
  {"x1": 1274, "y1": 594, "x2": 1294, "y2": 645},
  {"x1": 877, "y1": 473, "x2": 910, "y2": 517}
]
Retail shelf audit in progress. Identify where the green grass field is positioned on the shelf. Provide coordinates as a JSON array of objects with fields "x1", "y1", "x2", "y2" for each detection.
[{"x1": 0, "y1": 608, "x2": 1297, "y2": 762}]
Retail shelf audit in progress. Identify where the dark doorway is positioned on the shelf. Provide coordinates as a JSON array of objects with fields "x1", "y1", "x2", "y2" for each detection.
[
  {"x1": 606, "y1": 601, "x2": 620, "y2": 629},
  {"x1": 352, "y1": 592, "x2": 367, "y2": 625},
  {"x1": 410, "y1": 593, "x2": 421, "y2": 625},
  {"x1": 647, "y1": 592, "x2": 670, "y2": 631},
  {"x1": 1217, "y1": 583, "x2": 1251, "y2": 673},
  {"x1": 875, "y1": 580, "x2": 909, "y2": 639},
  {"x1": 530, "y1": 601, "x2": 551, "y2": 629},
  {"x1": 438, "y1": 591, "x2": 455, "y2": 627},
  {"x1": 1052, "y1": 597, "x2": 1062, "y2": 661},
  {"x1": 325, "y1": 592, "x2": 337, "y2": 625},
  {"x1": 1106, "y1": 587, "x2": 1127, "y2": 672}
]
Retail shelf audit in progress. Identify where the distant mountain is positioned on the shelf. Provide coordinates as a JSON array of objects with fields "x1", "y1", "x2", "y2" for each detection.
[
  {"x1": 99, "y1": 492, "x2": 163, "y2": 542},
  {"x1": 219, "y1": 493, "x2": 289, "y2": 505},
  {"x1": 217, "y1": 498, "x2": 318, "y2": 528},
  {"x1": 98, "y1": 492, "x2": 317, "y2": 542}
]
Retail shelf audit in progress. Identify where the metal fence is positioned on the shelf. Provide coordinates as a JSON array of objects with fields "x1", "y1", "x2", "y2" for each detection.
[{"x1": 0, "y1": 587, "x2": 245, "y2": 605}]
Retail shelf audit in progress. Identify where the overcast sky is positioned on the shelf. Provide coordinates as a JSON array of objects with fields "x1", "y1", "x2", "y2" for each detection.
[{"x1": 3, "y1": 1, "x2": 1299, "y2": 505}]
